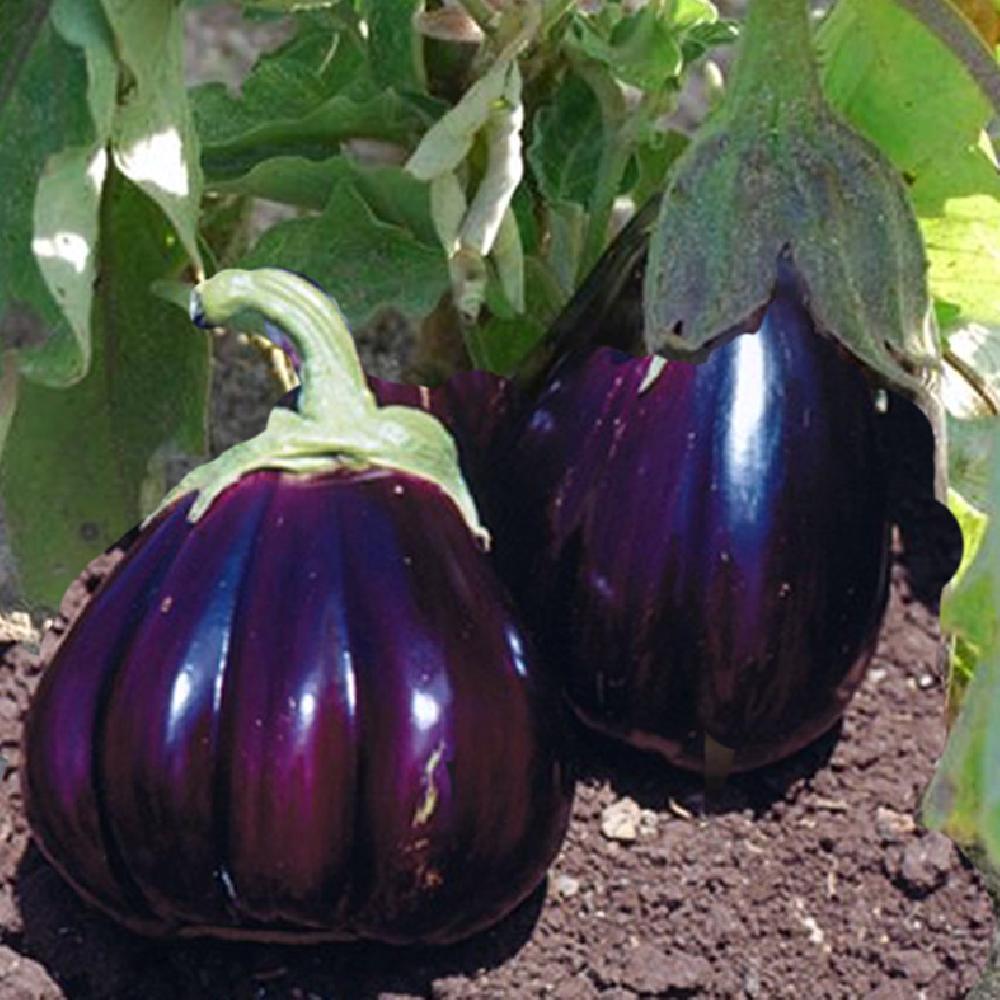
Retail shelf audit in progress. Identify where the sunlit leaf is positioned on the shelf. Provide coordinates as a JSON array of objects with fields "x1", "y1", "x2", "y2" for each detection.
[
  {"x1": 819, "y1": 0, "x2": 1000, "y2": 329},
  {"x1": 0, "y1": 172, "x2": 209, "y2": 607},
  {"x1": 0, "y1": 0, "x2": 115, "y2": 388}
]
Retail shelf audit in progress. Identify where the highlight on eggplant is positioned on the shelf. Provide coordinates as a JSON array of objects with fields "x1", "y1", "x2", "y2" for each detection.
[
  {"x1": 503, "y1": 256, "x2": 893, "y2": 774},
  {"x1": 22, "y1": 269, "x2": 573, "y2": 945}
]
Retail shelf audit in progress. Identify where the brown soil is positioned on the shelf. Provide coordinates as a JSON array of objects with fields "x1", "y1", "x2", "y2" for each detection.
[{"x1": 0, "y1": 552, "x2": 993, "y2": 999}]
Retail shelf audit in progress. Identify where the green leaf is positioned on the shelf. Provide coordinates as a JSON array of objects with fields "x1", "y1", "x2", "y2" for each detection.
[
  {"x1": 545, "y1": 200, "x2": 586, "y2": 300},
  {"x1": 467, "y1": 256, "x2": 564, "y2": 374},
  {"x1": 627, "y1": 130, "x2": 688, "y2": 208},
  {"x1": 0, "y1": 0, "x2": 115, "y2": 388},
  {"x1": 528, "y1": 72, "x2": 604, "y2": 207},
  {"x1": 913, "y1": 144, "x2": 1000, "y2": 330},
  {"x1": 818, "y1": 0, "x2": 1000, "y2": 329},
  {"x1": 361, "y1": 0, "x2": 425, "y2": 94},
  {"x1": 100, "y1": 0, "x2": 203, "y2": 269},
  {"x1": 924, "y1": 429, "x2": 1000, "y2": 857},
  {"x1": 239, "y1": 180, "x2": 449, "y2": 328},
  {"x1": 194, "y1": 17, "x2": 428, "y2": 184},
  {"x1": 213, "y1": 154, "x2": 439, "y2": 243},
  {"x1": 941, "y1": 322, "x2": 1000, "y2": 508},
  {"x1": 0, "y1": 172, "x2": 210, "y2": 608}
]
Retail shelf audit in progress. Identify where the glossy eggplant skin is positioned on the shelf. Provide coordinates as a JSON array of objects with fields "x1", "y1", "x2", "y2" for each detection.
[
  {"x1": 23, "y1": 469, "x2": 572, "y2": 944},
  {"x1": 503, "y1": 267, "x2": 892, "y2": 771}
]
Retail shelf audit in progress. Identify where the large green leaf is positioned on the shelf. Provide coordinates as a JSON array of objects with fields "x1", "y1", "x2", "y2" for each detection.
[
  {"x1": 924, "y1": 429, "x2": 1000, "y2": 859},
  {"x1": 362, "y1": 0, "x2": 425, "y2": 94},
  {"x1": 0, "y1": 173, "x2": 209, "y2": 608},
  {"x1": 101, "y1": 0, "x2": 203, "y2": 268},
  {"x1": 528, "y1": 72, "x2": 604, "y2": 208},
  {"x1": 194, "y1": 15, "x2": 429, "y2": 185},
  {"x1": 212, "y1": 155, "x2": 438, "y2": 245},
  {"x1": 818, "y1": 0, "x2": 1000, "y2": 330},
  {"x1": 0, "y1": 0, "x2": 114, "y2": 389},
  {"x1": 239, "y1": 179, "x2": 449, "y2": 328}
]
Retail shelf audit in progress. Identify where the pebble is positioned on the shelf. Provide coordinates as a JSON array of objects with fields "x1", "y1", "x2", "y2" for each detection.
[
  {"x1": 601, "y1": 798, "x2": 642, "y2": 843},
  {"x1": 875, "y1": 806, "x2": 916, "y2": 843},
  {"x1": 555, "y1": 875, "x2": 581, "y2": 898}
]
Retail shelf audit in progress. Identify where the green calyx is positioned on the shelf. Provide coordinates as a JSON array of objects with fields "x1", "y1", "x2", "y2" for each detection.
[
  {"x1": 642, "y1": 0, "x2": 938, "y2": 394},
  {"x1": 153, "y1": 269, "x2": 486, "y2": 544}
]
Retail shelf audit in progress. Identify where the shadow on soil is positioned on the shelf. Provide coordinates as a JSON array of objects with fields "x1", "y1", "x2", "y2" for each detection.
[
  {"x1": 570, "y1": 712, "x2": 841, "y2": 819},
  {"x1": 13, "y1": 844, "x2": 544, "y2": 1000}
]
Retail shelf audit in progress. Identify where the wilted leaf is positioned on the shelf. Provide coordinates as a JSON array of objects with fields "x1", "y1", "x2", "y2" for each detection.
[{"x1": 101, "y1": 0, "x2": 203, "y2": 268}]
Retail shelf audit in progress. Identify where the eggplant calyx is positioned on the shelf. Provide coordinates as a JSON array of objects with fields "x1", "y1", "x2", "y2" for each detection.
[
  {"x1": 642, "y1": 0, "x2": 937, "y2": 398},
  {"x1": 152, "y1": 269, "x2": 486, "y2": 544}
]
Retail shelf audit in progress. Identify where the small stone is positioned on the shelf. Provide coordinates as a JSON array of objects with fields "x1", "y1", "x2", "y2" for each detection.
[
  {"x1": 898, "y1": 832, "x2": 954, "y2": 895},
  {"x1": 0, "y1": 612, "x2": 39, "y2": 645},
  {"x1": 875, "y1": 807, "x2": 915, "y2": 843},
  {"x1": 621, "y1": 943, "x2": 710, "y2": 995},
  {"x1": 601, "y1": 798, "x2": 642, "y2": 843},
  {"x1": 555, "y1": 874, "x2": 581, "y2": 898},
  {"x1": 743, "y1": 965, "x2": 762, "y2": 997},
  {"x1": 917, "y1": 673, "x2": 935, "y2": 689}
]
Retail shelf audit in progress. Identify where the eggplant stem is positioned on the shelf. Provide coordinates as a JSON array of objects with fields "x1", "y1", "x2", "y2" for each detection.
[
  {"x1": 150, "y1": 270, "x2": 486, "y2": 541},
  {"x1": 191, "y1": 269, "x2": 368, "y2": 426},
  {"x1": 725, "y1": 0, "x2": 820, "y2": 114}
]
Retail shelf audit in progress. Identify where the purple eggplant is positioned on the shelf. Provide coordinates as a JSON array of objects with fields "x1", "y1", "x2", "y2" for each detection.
[
  {"x1": 503, "y1": 261, "x2": 892, "y2": 773},
  {"x1": 22, "y1": 270, "x2": 572, "y2": 944}
]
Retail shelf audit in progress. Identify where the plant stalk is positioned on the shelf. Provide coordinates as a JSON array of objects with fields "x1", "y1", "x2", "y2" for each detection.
[
  {"x1": 192, "y1": 270, "x2": 369, "y2": 426},
  {"x1": 725, "y1": 0, "x2": 821, "y2": 113}
]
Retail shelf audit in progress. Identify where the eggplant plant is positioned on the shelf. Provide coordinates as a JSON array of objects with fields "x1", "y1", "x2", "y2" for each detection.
[
  {"x1": 1, "y1": 0, "x2": 1000, "y2": 988},
  {"x1": 22, "y1": 269, "x2": 573, "y2": 944}
]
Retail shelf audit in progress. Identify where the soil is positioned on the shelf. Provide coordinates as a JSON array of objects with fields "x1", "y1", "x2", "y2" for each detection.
[
  {"x1": 0, "y1": 548, "x2": 994, "y2": 999},
  {"x1": 0, "y1": 5, "x2": 993, "y2": 997}
]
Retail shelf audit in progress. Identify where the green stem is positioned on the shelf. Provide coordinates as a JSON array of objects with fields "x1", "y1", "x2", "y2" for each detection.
[
  {"x1": 192, "y1": 269, "x2": 369, "y2": 425},
  {"x1": 580, "y1": 139, "x2": 633, "y2": 279},
  {"x1": 725, "y1": 0, "x2": 821, "y2": 113}
]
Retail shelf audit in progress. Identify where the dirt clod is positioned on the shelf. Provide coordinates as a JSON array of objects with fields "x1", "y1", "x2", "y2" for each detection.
[{"x1": 897, "y1": 832, "x2": 956, "y2": 896}]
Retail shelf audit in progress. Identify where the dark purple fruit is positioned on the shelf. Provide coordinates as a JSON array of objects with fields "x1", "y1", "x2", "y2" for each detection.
[
  {"x1": 504, "y1": 262, "x2": 892, "y2": 772},
  {"x1": 23, "y1": 469, "x2": 571, "y2": 944},
  {"x1": 22, "y1": 269, "x2": 572, "y2": 945}
]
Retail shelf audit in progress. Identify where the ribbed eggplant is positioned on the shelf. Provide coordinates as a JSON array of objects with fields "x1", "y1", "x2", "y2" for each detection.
[
  {"x1": 504, "y1": 260, "x2": 892, "y2": 773},
  {"x1": 22, "y1": 269, "x2": 572, "y2": 944}
]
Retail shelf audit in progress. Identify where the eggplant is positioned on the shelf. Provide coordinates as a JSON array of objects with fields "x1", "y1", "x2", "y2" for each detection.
[
  {"x1": 502, "y1": 259, "x2": 892, "y2": 773},
  {"x1": 22, "y1": 270, "x2": 572, "y2": 944}
]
